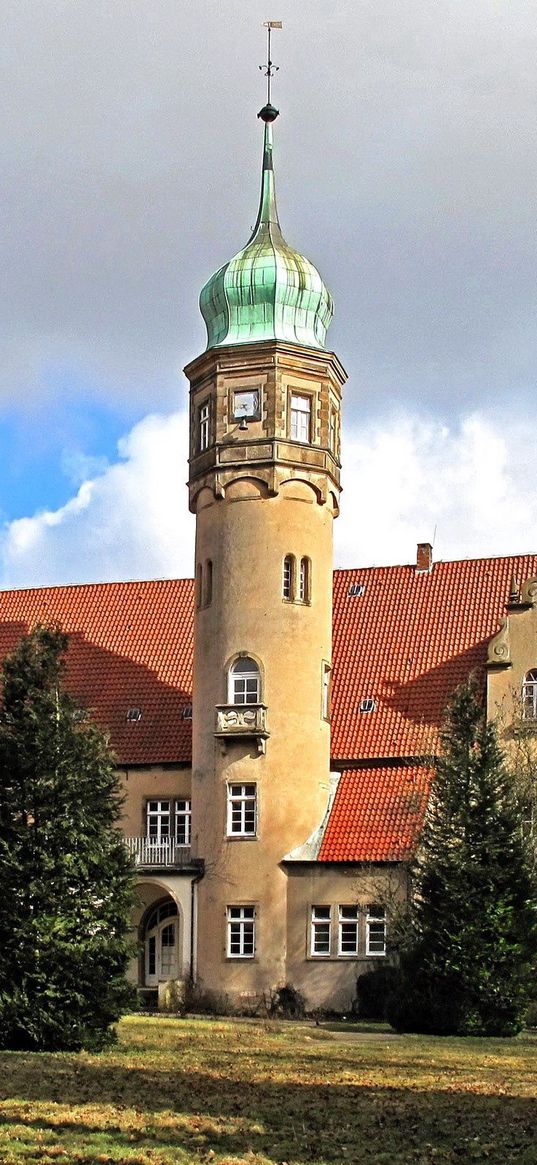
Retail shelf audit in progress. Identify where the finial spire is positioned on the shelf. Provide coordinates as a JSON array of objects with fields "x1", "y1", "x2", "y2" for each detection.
[{"x1": 258, "y1": 21, "x2": 282, "y2": 122}]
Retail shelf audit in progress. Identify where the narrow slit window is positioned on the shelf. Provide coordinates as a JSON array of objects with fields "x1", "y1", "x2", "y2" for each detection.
[
  {"x1": 198, "y1": 401, "x2": 210, "y2": 452},
  {"x1": 283, "y1": 555, "x2": 294, "y2": 600},
  {"x1": 204, "y1": 559, "x2": 213, "y2": 606},
  {"x1": 298, "y1": 558, "x2": 311, "y2": 603},
  {"x1": 522, "y1": 669, "x2": 537, "y2": 721}
]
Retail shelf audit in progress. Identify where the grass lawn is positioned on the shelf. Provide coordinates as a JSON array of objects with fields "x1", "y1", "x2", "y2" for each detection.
[{"x1": 0, "y1": 1015, "x2": 536, "y2": 1165}]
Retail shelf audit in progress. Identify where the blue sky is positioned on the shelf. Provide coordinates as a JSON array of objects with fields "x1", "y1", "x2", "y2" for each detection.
[{"x1": 2, "y1": 0, "x2": 537, "y2": 587}]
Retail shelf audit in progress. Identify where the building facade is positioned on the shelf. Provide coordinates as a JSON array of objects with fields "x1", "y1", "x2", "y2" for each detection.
[{"x1": 0, "y1": 97, "x2": 536, "y2": 1013}]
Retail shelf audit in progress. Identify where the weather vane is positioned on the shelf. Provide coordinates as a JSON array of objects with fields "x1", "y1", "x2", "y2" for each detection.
[{"x1": 259, "y1": 21, "x2": 282, "y2": 108}]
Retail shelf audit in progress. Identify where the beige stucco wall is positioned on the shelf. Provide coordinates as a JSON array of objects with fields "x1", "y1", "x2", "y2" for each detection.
[
  {"x1": 285, "y1": 863, "x2": 406, "y2": 1012},
  {"x1": 186, "y1": 342, "x2": 347, "y2": 1005},
  {"x1": 119, "y1": 765, "x2": 192, "y2": 837}
]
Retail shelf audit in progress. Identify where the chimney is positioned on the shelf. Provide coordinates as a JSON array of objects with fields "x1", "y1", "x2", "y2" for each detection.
[{"x1": 416, "y1": 542, "x2": 433, "y2": 573}]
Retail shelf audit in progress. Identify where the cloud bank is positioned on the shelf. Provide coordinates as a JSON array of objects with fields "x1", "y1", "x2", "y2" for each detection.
[{"x1": 0, "y1": 409, "x2": 534, "y2": 590}]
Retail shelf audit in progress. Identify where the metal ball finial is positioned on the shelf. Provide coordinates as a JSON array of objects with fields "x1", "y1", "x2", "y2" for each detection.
[{"x1": 258, "y1": 103, "x2": 279, "y2": 123}]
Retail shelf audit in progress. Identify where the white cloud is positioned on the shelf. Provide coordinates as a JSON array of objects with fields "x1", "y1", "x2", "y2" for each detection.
[
  {"x1": 0, "y1": 407, "x2": 535, "y2": 590},
  {"x1": 0, "y1": 412, "x2": 194, "y2": 588},
  {"x1": 336, "y1": 412, "x2": 537, "y2": 567}
]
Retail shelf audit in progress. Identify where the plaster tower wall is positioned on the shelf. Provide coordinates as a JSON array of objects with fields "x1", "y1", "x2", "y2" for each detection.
[{"x1": 184, "y1": 99, "x2": 347, "y2": 1004}]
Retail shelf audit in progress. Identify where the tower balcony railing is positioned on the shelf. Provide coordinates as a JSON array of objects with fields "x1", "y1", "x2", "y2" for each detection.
[
  {"x1": 215, "y1": 703, "x2": 269, "y2": 753},
  {"x1": 124, "y1": 837, "x2": 193, "y2": 870}
]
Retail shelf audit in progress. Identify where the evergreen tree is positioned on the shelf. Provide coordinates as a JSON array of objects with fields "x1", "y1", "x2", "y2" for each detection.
[
  {"x1": 388, "y1": 677, "x2": 537, "y2": 1036},
  {"x1": 0, "y1": 625, "x2": 136, "y2": 1051}
]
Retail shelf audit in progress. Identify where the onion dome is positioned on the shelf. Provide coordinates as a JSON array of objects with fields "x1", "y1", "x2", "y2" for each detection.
[{"x1": 200, "y1": 104, "x2": 334, "y2": 351}]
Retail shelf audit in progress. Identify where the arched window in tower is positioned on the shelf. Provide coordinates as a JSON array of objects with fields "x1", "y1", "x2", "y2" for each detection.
[
  {"x1": 229, "y1": 657, "x2": 261, "y2": 705},
  {"x1": 522, "y1": 669, "x2": 537, "y2": 720},
  {"x1": 298, "y1": 557, "x2": 311, "y2": 604},
  {"x1": 282, "y1": 555, "x2": 294, "y2": 601},
  {"x1": 204, "y1": 559, "x2": 213, "y2": 606}
]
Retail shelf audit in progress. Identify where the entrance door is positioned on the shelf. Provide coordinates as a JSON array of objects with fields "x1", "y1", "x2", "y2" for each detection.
[{"x1": 144, "y1": 900, "x2": 179, "y2": 985}]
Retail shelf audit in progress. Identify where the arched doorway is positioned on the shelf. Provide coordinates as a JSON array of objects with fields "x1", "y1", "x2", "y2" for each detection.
[{"x1": 142, "y1": 898, "x2": 180, "y2": 986}]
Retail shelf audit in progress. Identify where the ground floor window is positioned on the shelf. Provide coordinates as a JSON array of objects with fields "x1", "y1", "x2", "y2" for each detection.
[
  {"x1": 227, "y1": 905, "x2": 255, "y2": 958},
  {"x1": 310, "y1": 904, "x2": 386, "y2": 958},
  {"x1": 143, "y1": 899, "x2": 179, "y2": 985},
  {"x1": 311, "y1": 905, "x2": 331, "y2": 955}
]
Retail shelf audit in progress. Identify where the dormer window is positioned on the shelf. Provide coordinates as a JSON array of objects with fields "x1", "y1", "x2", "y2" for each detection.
[
  {"x1": 126, "y1": 707, "x2": 142, "y2": 722},
  {"x1": 522, "y1": 670, "x2": 537, "y2": 721}
]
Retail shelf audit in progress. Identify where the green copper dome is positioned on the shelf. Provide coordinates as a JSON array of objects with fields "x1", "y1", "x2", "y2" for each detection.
[{"x1": 200, "y1": 108, "x2": 334, "y2": 351}]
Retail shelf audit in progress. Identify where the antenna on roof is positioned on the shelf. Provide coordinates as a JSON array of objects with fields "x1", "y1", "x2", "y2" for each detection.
[{"x1": 260, "y1": 20, "x2": 282, "y2": 107}]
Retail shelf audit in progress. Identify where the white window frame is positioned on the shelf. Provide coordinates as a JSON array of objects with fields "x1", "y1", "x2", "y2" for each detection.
[
  {"x1": 366, "y1": 905, "x2": 387, "y2": 956},
  {"x1": 227, "y1": 905, "x2": 256, "y2": 958},
  {"x1": 229, "y1": 657, "x2": 261, "y2": 705},
  {"x1": 298, "y1": 557, "x2": 310, "y2": 603},
  {"x1": 522, "y1": 669, "x2": 537, "y2": 721},
  {"x1": 290, "y1": 393, "x2": 311, "y2": 443},
  {"x1": 199, "y1": 400, "x2": 210, "y2": 452},
  {"x1": 338, "y1": 905, "x2": 359, "y2": 956},
  {"x1": 146, "y1": 800, "x2": 171, "y2": 843},
  {"x1": 283, "y1": 555, "x2": 294, "y2": 601},
  {"x1": 175, "y1": 799, "x2": 192, "y2": 846},
  {"x1": 311, "y1": 905, "x2": 331, "y2": 956},
  {"x1": 227, "y1": 783, "x2": 257, "y2": 837}
]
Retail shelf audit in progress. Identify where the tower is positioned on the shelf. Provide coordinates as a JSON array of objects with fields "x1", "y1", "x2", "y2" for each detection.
[{"x1": 184, "y1": 64, "x2": 347, "y2": 1003}]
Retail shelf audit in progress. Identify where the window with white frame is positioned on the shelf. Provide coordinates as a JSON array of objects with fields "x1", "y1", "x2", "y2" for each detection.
[
  {"x1": 290, "y1": 394, "x2": 311, "y2": 443},
  {"x1": 227, "y1": 783, "x2": 257, "y2": 837},
  {"x1": 298, "y1": 557, "x2": 310, "y2": 603},
  {"x1": 227, "y1": 905, "x2": 255, "y2": 957},
  {"x1": 366, "y1": 905, "x2": 386, "y2": 956},
  {"x1": 198, "y1": 400, "x2": 210, "y2": 452},
  {"x1": 338, "y1": 905, "x2": 359, "y2": 955},
  {"x1": 146, "y1": 799, "x2": 191, "y2": 845},
  {"x1": 522, "y1": 669, "x2": 537, "y2": 721},
  {"x1": 283, "y1": 555, "x2": 294, "y2": 601},
  {"x1": 175, "y1": 799, "x2": 192, "y2": 845},
  {"x1": 311, "y1": 905, "x2": 331, "y2": 955},
  {"x1": 229, "y1": 657, "x2": 261, "y2": 705}
]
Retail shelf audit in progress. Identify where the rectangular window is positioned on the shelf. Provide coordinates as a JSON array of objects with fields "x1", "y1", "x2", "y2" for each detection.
[
  {"x1": 146, "y1": 800, "x2": 171, "y2": 843},
  {"x1": 199, "y1": 401, "x2": 210, "y2": 452},
  {"x1": 329, "y1": 404, "x2": 338, "y2": 454},
  {"x1": 283, "y1": 556, "x2": 293, "y2": 600},
  {"x1": 175, "y1": 799, "x2": 192, "y2": 845},
  {"x1": 227, "y1": 905, "x2": 255, "y2": 958},
  {"x1": 290, "y1": 394, "x2": 311, "y2": 443},
  {"x1": 366, "y1": 905, "x2": 386, "y2": 956},
  {"x1": 146, "y1": 800, "x2": 191, "y2": 845},
  {"x1": 321, "y1": 661, "x2": 331, "y2": 721},
  {"x1": 311, "y1": 905, "x2": 331, "y2": 956},
  {"x1": 338, "y1": 905, "x2": 359, "y2": 955},
  {"x1": 227, "y1": 784, "x2": 257, "y2": 837}
]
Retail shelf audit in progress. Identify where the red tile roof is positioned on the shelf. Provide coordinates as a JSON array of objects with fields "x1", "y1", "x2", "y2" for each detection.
[
  {"x1": 331, "y1": 554, "x2": 537, "y2": 763},
  {"x1": 0, "y1": 552, "x2": 535, "y2": 860},
  {"x1": 0, "y1": 579, "x2": 194, "y2": 766},
  {"x1": 319, "y1": 765, "x2": 431, "y2": 862}
]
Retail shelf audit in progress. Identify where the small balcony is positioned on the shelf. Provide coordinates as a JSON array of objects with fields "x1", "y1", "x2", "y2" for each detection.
[
  {"x1": 125, "y1": 837, "x2": 195, "y2": 871},
  {"x1": 215, "y1": 703, "x2": 269, "y2": 753}
]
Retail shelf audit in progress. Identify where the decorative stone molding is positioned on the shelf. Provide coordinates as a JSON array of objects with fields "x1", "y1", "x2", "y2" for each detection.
[
  {"x1": 214, "y1": 703, "x2": 269, "y2": 754},
  {"x1": 521, "y1": 577, "x2": 537, "y2": 606},
  {"x1": 486, "y1": 617, "x2": 511, "y2": 668}
]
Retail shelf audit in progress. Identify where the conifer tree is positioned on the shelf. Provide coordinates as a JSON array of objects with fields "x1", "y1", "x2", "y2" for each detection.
[
  {"x1": 389, "y1": 677, "x2": 537, "y2": 1035},
  {"x1": 0, "y1": 625, "x2": 135, "y2": 1050}
]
